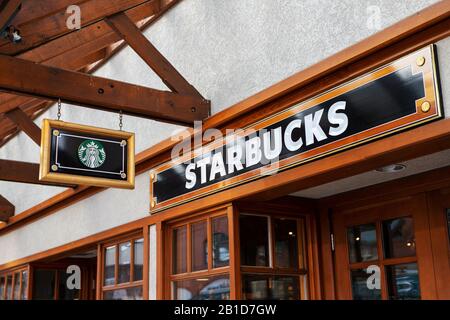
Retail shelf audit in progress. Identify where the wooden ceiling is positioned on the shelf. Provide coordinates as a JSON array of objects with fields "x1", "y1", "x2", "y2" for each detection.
[
  {"x1": 0, "y1": 0, "x2": 208, "y2": 148},
  {"x1": 0, "y1": 0, "x2": 210, "y2": 221}
]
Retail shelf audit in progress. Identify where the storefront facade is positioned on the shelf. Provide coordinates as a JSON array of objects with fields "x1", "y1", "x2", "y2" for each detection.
[{"x1": 1, "y1": 1, "x2": 450, "y2": 300}]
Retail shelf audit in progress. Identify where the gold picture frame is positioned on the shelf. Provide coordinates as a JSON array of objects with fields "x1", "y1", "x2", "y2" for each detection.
[{"x1": 39, "y1": 119, "x2": 135, "y2": 189}]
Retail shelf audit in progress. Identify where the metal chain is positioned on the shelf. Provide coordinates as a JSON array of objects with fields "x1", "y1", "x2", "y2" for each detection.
[
  {"x1": 119, "y1": 110, "x2": 123, "y2": 131},
  {"x1": 57, "y1": 98, "x2": 62, "y2": 120}
]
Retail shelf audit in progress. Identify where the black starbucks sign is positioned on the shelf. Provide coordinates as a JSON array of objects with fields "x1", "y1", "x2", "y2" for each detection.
[
  {"x1": 40, "y1": 120, "x2": 135, "y2": 189},
  {"x1": 150, "y1": 45, "x2": 442, "y2": 212}
]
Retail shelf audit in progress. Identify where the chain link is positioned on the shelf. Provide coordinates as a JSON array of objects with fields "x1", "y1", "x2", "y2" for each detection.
[
  {"x1": 119, "y1": 110, "x2": 123, "y2": 131},
  {"x1": 57, "y1": 98, "x2": 62, "y2": 120}
]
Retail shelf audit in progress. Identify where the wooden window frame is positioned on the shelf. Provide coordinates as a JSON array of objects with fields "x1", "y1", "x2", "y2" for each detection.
[
  {"x1": 238, "y1": 211, "x2": 309, "y2": 300},
  {"x1": 0, "y1": 265, "x2": 29, "y2": 300},
  {"x1": 165, "y1": 208, "x2": 232, "y2": 300},
  {"x1": 98, "y1": 232, "x2": 144, "y2": 300}
]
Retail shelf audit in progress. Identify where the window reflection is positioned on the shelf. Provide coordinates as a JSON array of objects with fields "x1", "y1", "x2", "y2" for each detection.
[
  {"x1": 274, "y1": 218, "x2": 298, "y2": 269},
  {"x1": 0, "y1": 277, "x2": 5, "y2": 300},
  {"x1": 382, "y1": 217, "x2": 416, "y2": 259},
  {"x1": 104, "y1": 246, "x2": 116, "y2": 286},
  {"x1": 118, "y1": 242, "x2": 131, "y2": 284},
  {"x1": 386, "y1": 263, "x2": 420, "y2": 300},
  {"x1": 133, "y1": 238, "x2": 144, "y2": 281},
  {"x1": 242, "y1": 275, "x2": 301, "y2": 300},
  {"x1": 173, "y1": 226, "x2": 187, "y2": 274},
  {"x1": 212, "y1": 216, "x2": 229, "y2": 268},
  {"x1": 103, "y1": 287, "x2": 143, "y2": 300},
  {"x1": 350, "y1": 268, "x2": 381, "y2": 300},
  {"x1": 20, "y1": 271, "x2": 28, "y2": 300},
  {"x1": 191, "y1": 221, "x2": 208, "y2": 271},
  {"x1": 172, "y1": 276, "x2": 230, "y2": 300},
  {"x1": 13, "y1": 272, "x2": 20, "y2": 300},
  {"x1": 347, "y1": 224, "x2": 378, "y2": 263},
  {"x1": 240, "y1": 215, "x2": 270, "y2": 266}
]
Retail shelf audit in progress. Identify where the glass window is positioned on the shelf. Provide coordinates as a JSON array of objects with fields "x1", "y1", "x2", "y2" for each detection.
[
  {"x1": 212, "y1": 216, "x2": 229, "y2": 268},
  {"x1": 6, "y1": 275, "x2": 12, "y2": 300},
  {"x1": 58, "y1": 269, "x2": 80, "y2": 300},
  {"x1": 33, "y1": 269, "x2": 56, "y2": 300},
  {"x1": 104, "y1": 245, "x2": 116, "y2": 286},
  {"x1": 103, "y1": 286, "x2": 143, "y2": 300},
  {"x1": 347, "y1": 223, "x2": 378, "y2": 263},
  {"x1": 191, "y1": 221, "x2": 208, "y2": 271},
  {"x1": 173, "y1": 226, "x2": 187, "y2": 274},
  {"x1": 118, "y1": 242, "x2": 131, "y2": 284},
  {"x1": 274, "y1": 218, "x2": 298, "y2": 269},
  {"x1": 20, "y1": 270, "x2": 28, "y2": 300},
  {"x1": 172, "y1": 275, "x2": 230, "y2": 300},
  {"x1": 382, "y1": 217, "x2": 416, "y2": 259},
  {"x1": 0, "y1": 276, "x2": 5, "y2": 300},
  {"x1": 240, "y1": 215, "x2": 270, "y2": 266},
  {"x1": 13, "y1": 272, "x2": 20, "y2": 300},
  {"x1": 350, "y1": 268, "x2": 382, "y2": 300},
  {"x1": 133, "y1": 238, "x2": 144, "y2": 281},
  {"x1": 242, "y1": 275, "x2": 301, "y2": 300},
  {"x1": 386, "y1": 263, "x2": 420, "y2": 300}
]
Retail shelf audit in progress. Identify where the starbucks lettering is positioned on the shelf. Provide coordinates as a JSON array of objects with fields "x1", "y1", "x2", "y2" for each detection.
[
  {"x1": 185, "y1": 101, "x2": 348, "y2": 189},
  {"x1": 150, "y1": 46, "x2": 442, "y2": 212}
]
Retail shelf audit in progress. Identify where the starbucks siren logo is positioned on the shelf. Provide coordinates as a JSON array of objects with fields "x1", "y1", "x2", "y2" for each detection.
[{"x1": 78, "y1": 140, "x2": 106, "y2": 168}]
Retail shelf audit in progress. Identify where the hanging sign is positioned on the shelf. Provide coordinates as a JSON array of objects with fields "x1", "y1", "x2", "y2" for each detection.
[
  {"x1": 39, "y1": 120, "x2": 135, "y2": 189},
  {"x1": 150, "y1": 45, "x2": 442, "y2": 212}
]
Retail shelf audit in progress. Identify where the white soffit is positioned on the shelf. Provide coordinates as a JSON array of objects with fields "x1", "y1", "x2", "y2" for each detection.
[{"x1": 290, "y1": 148, "x2": 450, "y2": 199}]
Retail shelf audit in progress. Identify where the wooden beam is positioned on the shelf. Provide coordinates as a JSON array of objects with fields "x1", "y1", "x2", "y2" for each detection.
[
  {"x1": 0, "y1": 159, "x2": 75, "y2": 187},
  {"x1": 106, "y1": 12, "x2": 203, "y2": 97},
  {"x1": 0, "y1": 0, "x2": 21, "y2": 31},
  {"x1": 0, "y1": 194, "x2": 14, "y2": 222},
  {"x1": 0, "y1": 0, "x2": 156, "y2": 55},
  {"x1": 4, "y1": 107, "x2": 41, "y2": 145},
  {"x1": 0, "y1": 54, "x2": 210, "y2": 125}
]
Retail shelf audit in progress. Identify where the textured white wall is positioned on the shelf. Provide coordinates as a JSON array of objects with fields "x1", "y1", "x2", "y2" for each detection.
[{"x1": 0, "y1": 0, "x2": 440, "y2": 264}]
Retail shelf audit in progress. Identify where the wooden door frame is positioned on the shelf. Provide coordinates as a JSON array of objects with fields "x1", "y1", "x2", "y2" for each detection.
[
  {"x1": 332, "y1": 194, "x2": 437, "y2": 299},
  {"x1": 426, "y1": 188, "x2": 450, "y2": 299}
]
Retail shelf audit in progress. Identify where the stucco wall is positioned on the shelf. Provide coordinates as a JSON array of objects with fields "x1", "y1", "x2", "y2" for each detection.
[{"x1": 0, "y1": 0, "x2": 440, "y2": 265}]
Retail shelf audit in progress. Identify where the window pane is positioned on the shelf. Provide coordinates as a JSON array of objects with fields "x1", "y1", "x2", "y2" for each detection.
[
  {"x1": 0, "y1": 277, "x2": 5, "y2": 300},
  {"x1": 350, "y1": 268, "x2": 381, "y2": 300},
  {"x1": 172, "y1": 226, "x2": 187, "y2": 274},
  {"x1": 118, "y1": 242, "x2": 131, "y2": 284},
  {"x1": 242, "y1": 275, "x2": 300, "y2": 300},
  {"x1": 133, "y1": 238, "x2": 144, "y2": 281},
  {"x1": 33, "y1": 269, "x2": 56, "y2": 300},
  {"x1": 172, "y1": 275, "x2": 230, "y2": 300},
  {"x1": 58, "y1": 269, "x2": 80, "y2": 300},
  {"x1": 240, "y1": 215, "x2": 270, "y2": 266},
  {"x1": 213, "y1": 216, "x2": 229, "y2": 268},
  {"x1": 386, "y1": 263, "x2": 420, "y2": 300},
  {"x1": 103, "y1": 286, "x2": 143, "y2": 300},
  {"x1": 347, "y1": 224, "x2": 378, "y2": 263},
  {"x1": 274, "y1": 218, "x2": 298, "y2": 269},
  {"x1": 191, "y1": 221, "x2": 208, "y2": 271},
  {"x1": 242, "y1": 275, "x2": 269, "y2": 300},
  {"x1": 104, "y1": 245, "x2": 116, "y2": 286},
  {"x1": 382, "y1": 217, "x2": 416, "y2": 259},
  {"x1": 20, "y1": 271, "x2": 28, "y2": 300},
  {"x1": 272, "y1": 276, "x2": 300, "y2": 300},
  {"x1": 6, "y1": 275, "x2": 12, "y2": 300},
  {"x1": 13, "y1": 272, "x2": 20, "y2": 300}
]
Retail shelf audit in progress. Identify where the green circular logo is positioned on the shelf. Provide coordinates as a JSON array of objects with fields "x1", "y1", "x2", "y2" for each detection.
[{"x1": 78, "y1": 140, "x2": 106, "y2": 168}]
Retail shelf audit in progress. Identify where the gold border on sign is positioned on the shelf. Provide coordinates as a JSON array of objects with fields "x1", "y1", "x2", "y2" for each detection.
[
  {"x1": 39, "y1": 119, "x2": 135, "y2": 189},
  {"x1": 150, "y1": 45, "x2": 443, "y2": 213}
]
